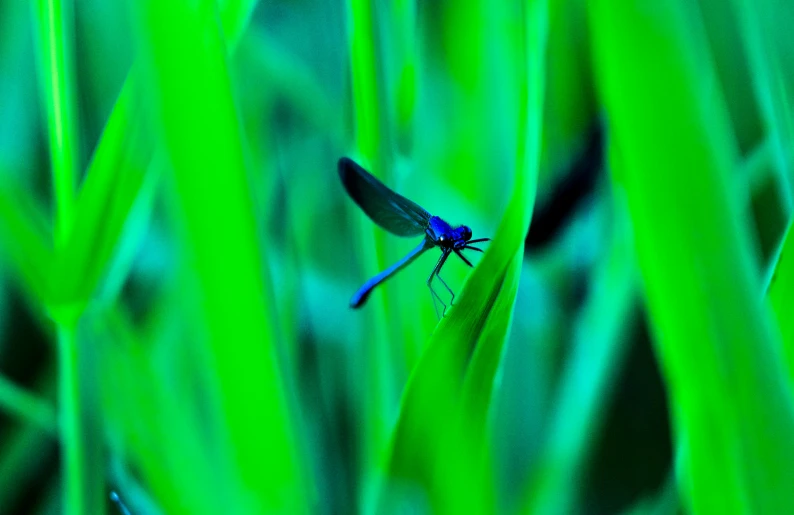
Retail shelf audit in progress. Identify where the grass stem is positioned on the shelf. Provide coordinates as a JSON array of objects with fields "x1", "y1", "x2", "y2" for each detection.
[
  {"x1": 36, "y1": 0, "x2": 79, "y2": 249},
  {"x1": 57, "y1": 322, "x2": 84, "y2": 515}
]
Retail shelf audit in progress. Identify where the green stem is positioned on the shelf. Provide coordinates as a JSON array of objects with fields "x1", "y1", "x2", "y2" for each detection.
[
  {"x1": 57, "y1": 322, "x2": 84, "y2": 515},
  {"x1": 35, "y1": 0, "x2": 85, "y2": 512},
  {"x1": 36, "y1": 0, "x2": 79, "y2": 248}
]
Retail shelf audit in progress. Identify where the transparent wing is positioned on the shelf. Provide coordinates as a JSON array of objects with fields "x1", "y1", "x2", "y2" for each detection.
[{"x1": 338, "y1": 157, "x2": 431, "y2": 237}]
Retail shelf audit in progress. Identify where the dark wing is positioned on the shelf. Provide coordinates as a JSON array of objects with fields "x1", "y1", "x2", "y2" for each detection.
[{"x1": 338, "y1": 157, "x2": 431, "y2": 237}]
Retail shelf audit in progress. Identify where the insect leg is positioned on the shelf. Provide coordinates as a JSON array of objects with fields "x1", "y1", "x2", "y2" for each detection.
[
  {"x1": 464, "y1": 245, "x2": 484, "y2": 253},
  {"x1": 467, "y1": 238, "x2": 491, "y2": 244},
  {"x1": 454, "y1": 248, "x2": 473, "y2": 267},
  {"x1": 435, "y1": 271, "x2": 455, "y2": 312},
  {"x1": 427, "y1": 250, "x2": 451, "y2": 318}
]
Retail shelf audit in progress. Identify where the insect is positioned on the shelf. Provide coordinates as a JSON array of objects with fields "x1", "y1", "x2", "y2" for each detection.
[{"x1": 338, "y1": 157, "x2": 490, "y2": 317}]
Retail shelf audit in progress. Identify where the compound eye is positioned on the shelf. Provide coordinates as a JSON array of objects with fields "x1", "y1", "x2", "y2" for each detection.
[
  {"x1": 438, "y1": 235, "x2": 446, "y2": 242},
  {"x1": 462, "y1": 226, "x2": 472, "y2": 240}
]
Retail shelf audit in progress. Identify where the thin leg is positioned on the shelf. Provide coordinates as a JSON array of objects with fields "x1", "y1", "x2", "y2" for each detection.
[
  {"x1": 429, "y1": 286, "x2": 441, "y2": 319},
  {"x1": 454, "y1": 248, "x2": 473, "y2": 267},
  {"x1": 464, "y1": 245, "x2": 484, "y2": 252},
  {"x1": 427, "y1": 250, "x2": 451, "y2": 318},
  {"x1": 436, "y1": 272, "x2": 455, "y2": 313},
  {"x1": 467, "y1": 238, "x2": 491, "y2": 244},
  {"x1": 435, "y1": 251, "x2": 457, "y2": 315},
  {"x1": 429, "y1": 279, "x2": 448, "y2": 320}
]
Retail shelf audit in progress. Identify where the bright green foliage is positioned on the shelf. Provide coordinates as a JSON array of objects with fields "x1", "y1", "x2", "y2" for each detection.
[
  {"x1": 1, "y1": 0, "x2": 794, "y2": 513},
  {"x1": 384, "y1": 2, "x2": 546, "y2": 513},
  {"x1": 591, "y1": 0, "x2": 794, "y2": 512},
  {"x1": 135, "y1": 0, "x2": 305, "y2": 512}
]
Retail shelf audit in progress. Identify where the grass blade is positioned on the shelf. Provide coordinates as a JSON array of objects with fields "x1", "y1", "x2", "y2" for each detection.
[
  {"x1": 383, "y1": 1, "x2": 547, "y2": 511},
  {"x1": 136, "y1": 0, "x2": 306, "y2": 511},
  {"x1": 522, "y1": 197, "x2": 637, "y2": 514},
  {"x1": 0, "y1": 183, "x2": 53, "y2": 305},
  {"x1": 0, "y1": 373, "x2": 56, "y2": 434},
  {"x1": 767, "y1": 219, "x2": 794, "y2": 378},
  {"x1": 32, "y1": 0, "x2": 80, "y2": 249},
  {"x1": 32, "y1": 0, "x2": 90, "y2": 512},
  {"x1": 55, "y1": 0, "x2": 260, "y2": 312},
  {"x1": 590, "y1": 0, "x2": 794, "y2": 511}
]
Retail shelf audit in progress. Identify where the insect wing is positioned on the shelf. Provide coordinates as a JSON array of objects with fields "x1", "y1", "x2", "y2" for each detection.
[{"x1": 338, "y1": 157, "x2": 431, "y2": 237}]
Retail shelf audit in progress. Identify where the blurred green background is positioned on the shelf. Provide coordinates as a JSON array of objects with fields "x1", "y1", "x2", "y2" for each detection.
[{"x1": 1, "y1": 0, "x2": 794, "y2": 513}]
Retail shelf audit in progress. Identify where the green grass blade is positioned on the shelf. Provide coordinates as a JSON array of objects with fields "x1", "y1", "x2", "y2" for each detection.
[
  {"x1": 32, "y1": 1, "x2": 89, "y2": 512},
  {"x1": 345, "y1": 0, "x2": 398, "y2": 484},
  {"x1": 0, "y1": 373, "x2": 56, "y2": 434},
  {"x1": 591, "y1": 0, "x2": 794, "y2": 512},
  {"x1": 53, "y1": 83, "x2": 151, "y2": 312},
  {"x1": 216, "y1": 0, "x2": 258, "y2": 45},
  {"x1": 730, "y1": 0, "x2": 794, "y2": 205},
  {"x1": 136, "y1": 1, "x2": 305, "y2": 511},
  {"x1": 32, "y1": 0, "x2": 80, "y2": 249},
  {"x1": 0, "y1": 422, "x2": 55, "y2": 508},
  {"x1": 383, "y1": 1, "x2": 547, "y2": 511},
  {"x1": 56, "y1": 0, "x2": 260, "y2": 312},
  {"x1": 0, "y1": 184, "x2": 53, "y2": 305},
  {"x1": 767, "y1": 219, "x2": 794, "y2": 377},
  {"x1": 55, "y1": 320, "x2": 87, "y2": 515},
  {"x1": 522, "y1": 198, "x2": 637, "y2": 514},
  {"x1": 95, "y1": 306, "x2": 228, "y2": 514}
]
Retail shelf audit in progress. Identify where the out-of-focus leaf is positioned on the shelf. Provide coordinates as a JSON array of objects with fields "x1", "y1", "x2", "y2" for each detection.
[
  {"x1": 0, "y1": 369, "x2": 56, "y2": 509},
  {"x1": 0, "y1": 423, "x2": 56, "y2": 509},
  {"x1": 540, "y1": 0, "x2": 596, "y2": 182},
  {"x1": 0, "y1": 183, "x2": 52, "y2": 305},
  {"x1": 730, "y1": 0, "x2": 794, "y2": 206},
  {"x1": 136, "y1": 0, "x2": 306, "y2": 512},
  {"x1": 767, "y1": 219, "x2": 794, "y2": 379},
  {"x1": 51, "y1": 84, "x2": 151, "y2": 315},
  {"x1": 591, "y1": 0, "x2": 794, "y2": 512},
  {"x1": 522, "y1": 194, "x2": 636, "y2": 514},
  {"x1": 93, "y1": 307, "x2": 221, "y2": 514},
  {"x1": 0, "y1": 373, "x2": 56, "y2": 434},
  {"x1": 52, "y1": 0, "x2": 262, "y2": 314},
  {"x1": 32, "y1": 0, "x2": 81, "y2": 249},
  {"x1": 620, "y1": 469, "x2": 678, "y2": 515}
]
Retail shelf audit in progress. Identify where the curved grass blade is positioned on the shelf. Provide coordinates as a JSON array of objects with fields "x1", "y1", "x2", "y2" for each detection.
[
  {"x1": 383, "y1": 0, "x2": 547, "y2": 511},
  {"x1": 53, "y1": 0, "x2": 262, "y2": 314},
  {"x1": 136, "y1": 0, "x2": 306, "y2": 511},
  {"x1": 591, "y1": 0, "x2": 794, "y2": 512}
]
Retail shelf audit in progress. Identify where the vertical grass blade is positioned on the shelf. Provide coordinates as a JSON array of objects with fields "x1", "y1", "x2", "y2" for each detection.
[
  {"x1": 136, "y1": 1, "x2": 305, "y2": 511},
  {"x1": 55, "y1": 321, "x2": 85, "y2": 515},
  {"x1": 32, "y1": 0, "x2": 87, "y2": 513},
  {"x1": 347, "y1": 0, "x2": 383, "y2": 163},
  {"x1": 767, "y1": 219, "x2": 794, "y2": 379},
  {"x1": 33, "y1": 0, "x2": 80, "y2": 248},
  {"x1": 345, "y1": 1, "x2": 397, "y2": 496},
  {"x1": 523, "y1": 199, "x2": 637, "y2": 514},
  {"x1": 590, "y1": 0, "x2": 794, "y2": 511},
  {"x1": 383, "y1": 0, "x2": 547, "y2": 511}
]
